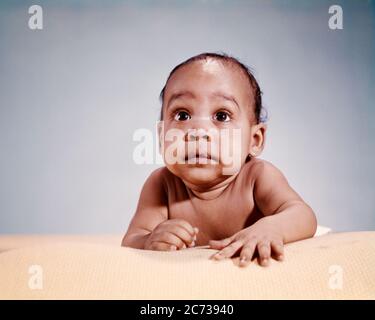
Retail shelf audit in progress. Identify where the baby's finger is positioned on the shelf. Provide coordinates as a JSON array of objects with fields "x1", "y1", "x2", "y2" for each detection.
[
  {"x1": 271, "y1": 240, "x2": 284, "y2": 261},
  {"x1": 168, "y1": 225, "x2": 195, "y2": 246},
  {"x1": 149, "y1": 241, "x2": 177, "y2": 251},
  {"x1": 172, "y1": 219, "x2": 196, "y2": 237},
  {"x1": 208, "y1": 236, "x2": 233, "y2": 250},
  {"x1": 257, "y1": 241, "x2": 271, "y2": 266},
  {"x1": 154, "y1": 231, "x2": 185, "y2": 249},
  {"x1": 239, "y1": 241, "x2": 257, "y2": 267},
  {"x1": 211, "y1": 240, "x2": 242, "y2": 260},
  {"x1": 189, "y1": 227, "x2": 199, "y2": 247}
]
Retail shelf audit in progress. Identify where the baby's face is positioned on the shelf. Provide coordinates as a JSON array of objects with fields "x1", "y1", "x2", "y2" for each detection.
[{"x1": 160, "y1": 59, "x2": 255, "y2": 187}]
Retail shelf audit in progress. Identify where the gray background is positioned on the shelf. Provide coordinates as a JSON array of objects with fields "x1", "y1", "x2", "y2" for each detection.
[{"x1": 0, "y1": 0, "x2": 374, "y2": 234}]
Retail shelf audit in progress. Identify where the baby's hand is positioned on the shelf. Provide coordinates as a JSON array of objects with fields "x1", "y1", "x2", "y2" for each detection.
[
  {"x1": 144, "y1": 218, "x2": 199, "y2": 251},
  {"x1": 208, "y1": 217, "x2": 284, "y2": 267}
]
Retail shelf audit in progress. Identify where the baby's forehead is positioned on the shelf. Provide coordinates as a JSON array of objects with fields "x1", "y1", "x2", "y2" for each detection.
[
  {"x1": 175, "y1": 59, "x2": 245, "y2": 80},
  {"x1": 166, "y1": 60, "x2": 253, "y2": 101}
]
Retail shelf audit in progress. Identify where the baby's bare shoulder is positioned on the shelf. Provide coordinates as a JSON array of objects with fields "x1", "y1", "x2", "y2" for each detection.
[
  {"x1": 243, "y1": 158, "x2": 266, "y2": 177},
  {"x1": 241, "y1": 158, "x2": 281, "y2": 184},
  {"x1": 149, "y1": 166, "x2": 169, "y2": 179},
  {"x1": 146, "y1": 166, "x2": 177, "y2": 190}
]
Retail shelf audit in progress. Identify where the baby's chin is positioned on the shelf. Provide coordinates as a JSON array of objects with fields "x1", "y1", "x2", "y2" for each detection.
[{"x1": 167, "y1": 164, "x2": 225, "y2": 187}]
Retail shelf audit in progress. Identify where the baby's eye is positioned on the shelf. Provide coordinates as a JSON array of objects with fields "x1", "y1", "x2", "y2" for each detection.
[
  {"x1": 214, "y1": 111, "x2": 231, "y2": 122},
  {"x1": 174, "y1": 111, "x2": 191, "y2": 121}
]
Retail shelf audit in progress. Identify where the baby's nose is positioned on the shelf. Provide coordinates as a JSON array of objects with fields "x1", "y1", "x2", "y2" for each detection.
[{"x1": 185, "y1": 129, "x2": 211, "y2": 142}]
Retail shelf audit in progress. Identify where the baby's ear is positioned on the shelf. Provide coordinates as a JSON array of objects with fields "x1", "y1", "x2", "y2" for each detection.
[{"x1": 249, "y1": 123, "x2": 267, "y2": 156}]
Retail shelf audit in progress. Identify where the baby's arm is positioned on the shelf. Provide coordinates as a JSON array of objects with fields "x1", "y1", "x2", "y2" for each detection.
[
  {"x1": 209, "y1": 160, "x2": 317, "y2": 266},
  {"x1": 122, "y1": 168, "x2": 197, "y2": 250},
  {"x1": 121, "y1": 168, "x2": 168, "y2": 249},
  {"x1": 252, "y1": 160, "x2": 317, "y2": 243}
]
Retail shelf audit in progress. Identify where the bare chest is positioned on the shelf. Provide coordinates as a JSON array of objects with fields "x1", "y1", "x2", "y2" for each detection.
[{"x1": 168, "y1": 186, "x2": 262, "y2": 246}]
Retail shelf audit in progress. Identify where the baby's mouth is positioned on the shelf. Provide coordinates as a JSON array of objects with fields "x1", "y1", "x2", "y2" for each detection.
[{"x1": 185, "y1": 152, "x2": 219, "y2": 164}]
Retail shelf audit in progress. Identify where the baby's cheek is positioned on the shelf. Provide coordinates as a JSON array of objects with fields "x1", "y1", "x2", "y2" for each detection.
[
  {"x1": 219, "y1": 133, "x2": 243, "y2": 175},
  {"x1": 162, "y1": 140, "x2": 186, "y2": 165}
]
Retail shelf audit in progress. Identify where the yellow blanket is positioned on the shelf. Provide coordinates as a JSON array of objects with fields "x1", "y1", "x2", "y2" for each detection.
[{"x1": 0, "y1": 232, "x2": 374, "y2": 299}]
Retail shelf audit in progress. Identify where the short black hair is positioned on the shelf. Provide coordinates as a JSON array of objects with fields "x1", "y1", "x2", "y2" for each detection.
[{"x1": 159, "y1": 52, "x2": 267, "y2": 124}]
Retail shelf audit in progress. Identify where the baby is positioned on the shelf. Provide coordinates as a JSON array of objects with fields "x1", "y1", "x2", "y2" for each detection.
[{"x1": 122, "y1": 52, "x2": 317, "y2": 267}]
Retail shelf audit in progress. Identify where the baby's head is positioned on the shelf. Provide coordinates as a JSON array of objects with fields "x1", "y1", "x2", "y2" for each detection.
[{"x1": 158, "y1": 52, "x2": 267, "y2": 187}]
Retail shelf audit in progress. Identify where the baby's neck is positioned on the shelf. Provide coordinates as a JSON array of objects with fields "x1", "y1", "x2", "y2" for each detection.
[{"x1": 182, "y1": 173, "x2": 239, "y2": 201}]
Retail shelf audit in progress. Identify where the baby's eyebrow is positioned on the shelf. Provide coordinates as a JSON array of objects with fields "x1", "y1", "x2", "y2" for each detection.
[
  {"x1": 167, "y1": 90, "x2": 239, "y2": 110},
  {"x1": 211, "y1": 91, "x2": 239, "y2": 110},
  {"x1": 167, "y1": 91, "x2": 196, "y2": 108}
]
